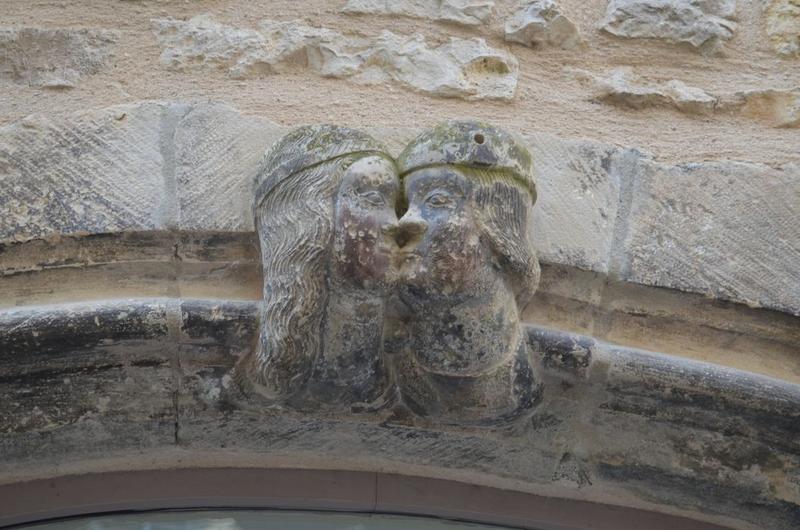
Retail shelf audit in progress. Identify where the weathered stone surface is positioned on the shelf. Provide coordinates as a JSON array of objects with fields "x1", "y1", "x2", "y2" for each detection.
[
  {"x1": 527, "y1": 325, "x2": 594, "y2": 378},
  {"x1": 522, "y1": 132, "x2": 630, "y2": 273},
  {"x1": 0, "y1": 101, "x2": 278, "y2": 242},
  {"x1": 152, "y1": 16, "x2": 271, "y2": 79},
  {"x1": 343, "y1": 0, "x2": 494, "y2": 26},
  {"x1": 575, "y1": 67, "x2": 718, "y2": 115},
  {"x1": 620, "y1": 159, "x2": 800, "y2": 315},
  {"x1": 390, "y1": 121, "x2": 542, "y2": 424},
  {"x1": 504, "y1": 0, "x2": 582, "y2": 49},
  {"x1": 152, "y1": 16, "x2": 365, "y2": 79},
  {"x1": 0, "y1": 27, "x2": 115, "y2": 88},
  {"x1": 601, "y1": 0, "x2": 737, "y2": 52},
  {"x1": 593, "y1": 345, "x2": 800, "y2": 529},
  {"x1": 3, "y1": 100, "x2": 798, "y2": 316},
  {"x1": 575, "y1": 68, "x2": 798, "y2": 127},
  {"x1": 0, "y1": 300, "x2": 175, "y2": 461},
  {"x1": 729, "y1": 87, "x2": 800, "y2": 128},
  {"x1": 0, "y1": 102, "x2": 178, "y2": 242},
  {"x1": 0, "y1": 230, "x2": 262, "y2": 312},
  {"x1": 355, "y1": 32, "x2": 518, "y2": 100},
  {"x1": 255, "y1": 19, "x2": 365, "y2": 77},
  {"x1": 152, "y1": 16, "x2": 518, "y2": 100},
  {"x1": 764, "y1": 0, "x2": 800, "y2": 57},
  {"x1": 174, "y1": 102, "x2": 284, "y2": 231},
  {"x1": 2, "y1": 297, "x2": 799, "y2": 529},
  {"x1": 242, "y1": 125, "x2": 398, "y2": 411}
]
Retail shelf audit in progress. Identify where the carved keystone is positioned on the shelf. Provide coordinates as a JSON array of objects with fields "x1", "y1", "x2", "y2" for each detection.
[{"x1": 239, "y1": 120, "x2": 542, "y2": 425}]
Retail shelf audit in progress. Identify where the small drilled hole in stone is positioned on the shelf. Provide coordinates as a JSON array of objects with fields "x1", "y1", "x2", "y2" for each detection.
[{"x1": 474, "y1": 133, "x2": 485, "y2": 144}]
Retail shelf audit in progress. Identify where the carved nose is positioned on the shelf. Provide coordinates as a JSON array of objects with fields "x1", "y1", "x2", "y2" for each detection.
[{"x1": 393, "y1": 214, "x2": 427, "y2": 248}]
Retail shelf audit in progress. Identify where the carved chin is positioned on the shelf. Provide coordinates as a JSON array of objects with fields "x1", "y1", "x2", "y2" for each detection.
[
  {"x1": 335, "y1": 244, "x2": 393, "y2": 290},
  {"x1": 337, "y1": 263, "x2": 391, "y2": 290},
  {"x1": 395, "y1": 226, "x2": 488, "y2": 297},
  {"x1": 398, "y1": 252, "x2": 484, "y2": 301}
]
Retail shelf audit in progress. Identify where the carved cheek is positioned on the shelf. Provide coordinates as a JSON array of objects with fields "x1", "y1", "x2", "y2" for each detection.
[
  {"x1": 425, "y1": 213, "x2": 482, "y2": 286},
  {"x1": 336, "y1": 205, "x2": 391, "y2": 287}
]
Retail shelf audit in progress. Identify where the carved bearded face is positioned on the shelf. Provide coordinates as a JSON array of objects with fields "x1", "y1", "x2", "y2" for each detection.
[
  {"x1": 332, "y1": 155, "x2": 400, "y2": 291},
  {"x1": 395, "y1": 167, "x2": 498, "y2": 304}
]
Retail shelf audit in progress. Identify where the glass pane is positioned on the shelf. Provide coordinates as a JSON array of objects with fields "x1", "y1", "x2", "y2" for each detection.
[{"x1": 21, "y1": 510, "x2": 520, "y2": 530}]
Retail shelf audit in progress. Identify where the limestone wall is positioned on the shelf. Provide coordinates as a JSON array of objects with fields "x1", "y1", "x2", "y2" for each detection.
[
  {"x1": 1, "y1": 3, "x2": 800, "y2": 528},
  {"x1": 1, "y1": 99, "x2": 798, "y2": 383},
  {"x1": 0, "y1": 0, "x2": 798, "y2": 164},
  {"x1": 1, "y1": 0, "x2": 799, "y2": 378}
]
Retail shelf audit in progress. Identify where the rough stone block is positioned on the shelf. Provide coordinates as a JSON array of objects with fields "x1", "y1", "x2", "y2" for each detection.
[
  {"x1": 619, "y1": 160, "x2": 800, "y2": 315},
  {"x1": 152, "y1": 16, "x2": 269, "y2": 78},
  {"x1": 358, "y1": 33, "x2": 518, "y2": 100},
  {"x1": 574, "y1": 68, "x2": 799, "y2": 128},
  {"x1": 601, "y1": 0, "x2": 737, "y2": 52},
  {"x1": 0, "y1": 102, "x2": 177, "y2": 242},
  {"x1": 504, "y1": 0, "x2": 582, "y2": 49},
  {"x1": 574, "y1": 67, "x2": 718, "y2": 115},
  {"x1": 152, "y1": 16, "x2": 518, "y2": 100},
  {"x1": 764, "y1": 0, "x2": 800, "y2": 57},
  {"x1": 343, "y1": 0, "x2": 494, "y2": 26},
  {"x1": 0, "y1": 27, "x2": 115, "y2": 88},
  {"x1": 731, "y1": 88, "x2": 800, "y2": 129},
  {"x1": 153, "y1": 16, "x2": 366, "y2": 80}
]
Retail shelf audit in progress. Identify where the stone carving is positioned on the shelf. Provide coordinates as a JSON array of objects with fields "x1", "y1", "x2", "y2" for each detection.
[
  {"x1": 238, "y1": 120, "x2": 542, "y2": 423},
  {"x1": 239, "y1": 125, "x2": 398, "y2": 411},
  {"x1": 390, "y1": 121, "x2": 542, "y2": 424}
]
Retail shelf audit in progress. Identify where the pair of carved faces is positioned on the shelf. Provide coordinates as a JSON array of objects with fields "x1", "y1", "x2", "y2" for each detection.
[
  {"x1": 334, "y1": 161, "x2": 515, "y2": 308},
  {"x1": 247, "y1": 121, "x2": 540, "y2": 421},
  {"x1": 332, "y1": 158, "x2": 507, "y2": 301}
]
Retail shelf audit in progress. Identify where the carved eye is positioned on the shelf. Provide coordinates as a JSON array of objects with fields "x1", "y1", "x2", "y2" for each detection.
[
  {"x1": 358, "y1": 190, "x2": 386, "y2": 207},
  {"x1": 425, "y1": 191, "x2": 454, "y2": 208}
]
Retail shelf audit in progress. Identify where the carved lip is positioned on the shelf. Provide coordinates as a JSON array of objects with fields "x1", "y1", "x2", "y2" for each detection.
[{"x1": 394, "y1": 250, "x2": 421, "y2": 264}]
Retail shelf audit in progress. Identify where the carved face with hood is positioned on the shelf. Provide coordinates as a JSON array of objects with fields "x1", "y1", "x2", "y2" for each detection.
[
  {"x1": 242, "y1": 125, "x2": 399, "y2": 401},
  {"x1": 394, "y1": 120, "x2": 540, "y2": 311},
  {"x1": 390, "y1": 120, "x2": 542, "y2": 423}
]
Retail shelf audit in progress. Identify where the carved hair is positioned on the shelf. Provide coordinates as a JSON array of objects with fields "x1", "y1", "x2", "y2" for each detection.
[
  {"x1": 467, "y1": 167, "x2": 541, "y2": 309},
  {"x1": 242, "y1": 156, "x2": 356, "y2": 399}
]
